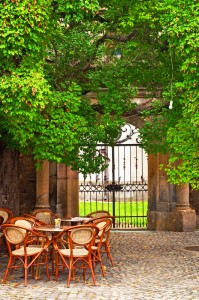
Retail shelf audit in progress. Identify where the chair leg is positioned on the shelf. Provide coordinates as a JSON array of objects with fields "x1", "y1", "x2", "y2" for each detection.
[
  {"x1": 82, "y1": 263, "x2": 86, "y2": 282},
  {"x1": 67, "y1": 260, "x2": 73, "y2": 288},
  {"x1": 104, "y1": 242, "x2": 114, "y2": 266},
  {"x1": 54, "y1": 252, "x2": 59, "y2": 281},
  {"x1": 93, "y1": 248, "x2": 106, "y2": 277},
  {"x1": 31, "y1": 263, "x2": 35, "y2": 278},
  {"x1": 24, "y1": 256, "x2": 28, "y2": 286},
  {"x1": 45, "y1": 252, "x2": 50, "y2": 280},
  {"x1": 24, "y1": 267, "x2": 28, "y2": 287},
  {"x1": 2, "y1": 256, "x2": 12, "y2": 284},
  {"x1": 97, "y1": 249, "x2": 106, "y2": 276},
  {"x1": 88, "y1": 256, "x2": 97, "y2": 286},
  {"x1": 49, "y1": 247, "x2": 54, "y2": 275}
]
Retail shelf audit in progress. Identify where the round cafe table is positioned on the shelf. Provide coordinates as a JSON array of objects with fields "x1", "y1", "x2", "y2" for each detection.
[
  {"x1": 60, "y1": 217, "x2": 91, "y2": 226},
  {"x1": 33, "y1": 225, "x2": 69, "y2": 279},
  {"x1": 33, "y1": 224, "x2": 68, "y2": 233}
]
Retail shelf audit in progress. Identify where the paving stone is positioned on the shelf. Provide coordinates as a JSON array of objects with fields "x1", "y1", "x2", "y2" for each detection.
[{"x1": 1, "y1": 231, "x2": 199, "y2": 299}]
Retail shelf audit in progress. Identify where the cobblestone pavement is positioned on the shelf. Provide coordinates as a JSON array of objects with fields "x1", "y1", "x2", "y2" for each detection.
[{"x1": 1, "y1": 230, "x2": 199, "y2": 300}]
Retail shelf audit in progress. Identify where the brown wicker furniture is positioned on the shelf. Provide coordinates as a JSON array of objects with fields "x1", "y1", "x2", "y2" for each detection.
[
  {"x1": 32, "y1": 209, "x2": 59, "y2": 225},
  {"x1": 53, "y1": 224, "x2": 99, "y2": 287},
  {"x1": 23, "y1": 214, "x2": 47, "y2": 225},
  {"x1": 61, "y1": 217, "x2": 92, "y2": 226},
  {"x1": 33, "y1": 224, "x2": 70, "y2": 276},
  {"x1": 85, "y1": 216, "x2": 115, "y2": 266},
  {"x1": 86, "y1": 210, "x2": 111, "y2": 218},
  {"x1": 0, "y1": 216, "x2": 4, "y2": 249},
  {"x1": 0, "y1": 216, "x2": 4, "y2": 225},
  {"x1": 90, "y1": 218, "x2": 112, "y2": 276},
  {"x1": 10, "y1": 216, "x2": 35, "y2": 229},
  {"x1": 10, "y1": 216, "x2": 44, "y2": 248},
  {"x1": 1, "y1": 223, "x2": 50, "y2": 286},
  {"x1": 0, "y1": 208, "x2": 13, "y2": 250},
  {"x1": 0, "y1": 208, "x2": 13, "y2": 224}
]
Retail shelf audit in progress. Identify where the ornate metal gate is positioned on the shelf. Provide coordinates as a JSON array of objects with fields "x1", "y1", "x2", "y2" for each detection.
[{"x1": 79, "y1": 124, "x2": 148, "y2": 229}]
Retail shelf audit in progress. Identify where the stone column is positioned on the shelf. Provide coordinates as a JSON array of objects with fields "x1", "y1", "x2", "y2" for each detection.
[
  {"x1": 176, "y1": 184, "x2": 190, "y2": 209},
  {"x1": 35, "y1": 160, "x2": 50, "y2": 210},
  {"x1": 147, "y1": 154, "x2": 158, "y2": 230},
  {"x1": 65, "y1": 167, "x2": 79, "y2": 218},
  {"x1": 147, "y1": 153, "x2": 196, "y2": 232},
  {"x1": 174, "y1": 184, "x2": 196, "y2": 231},
  {"x1": 147, "y1": 154, "x2": 157, "y2": 212},
  {"x1": 56, "y1": 163, "x2": 67, "y2": 217},
  {"x1": 147, "y1": 153, "x2": 173, "y2": 230}
]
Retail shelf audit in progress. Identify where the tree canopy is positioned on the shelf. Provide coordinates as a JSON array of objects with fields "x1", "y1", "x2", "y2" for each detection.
[
  {"x1": 0, "y1": 0, "x2": 199, "y2": 186},
  {"x1": 139, "y1": 0, "x2": 199, "y2": 189}
]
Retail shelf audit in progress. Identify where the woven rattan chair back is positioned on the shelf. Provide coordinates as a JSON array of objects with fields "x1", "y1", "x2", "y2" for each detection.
[
  {"x1": 70, "y1": 227, "x2": 94, "y2": 245},
  {"x1": 0, "y1": 208, "x2": 13, "y2": 224},
  {"x1": 15, "y1": 220, "x2": 32, "y2": 229},
  {"x1": 33, "y1": 209, "x2": 59, "y2": 225},
  {"x1": 86, "y1": 210, "x2": 110, "y2": 219},
  {"x1": 5, "y1": 226, "x2": 25, "y2": 245},
  {"x1": 10, "y1": 217, "x2": 35, "y2": 230},
  {"x1": 22, "y1": 214, "x2": 47, "y2": 225}
]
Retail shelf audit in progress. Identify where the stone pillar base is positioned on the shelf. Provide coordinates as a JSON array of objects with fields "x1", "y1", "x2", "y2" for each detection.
[
  {"x1": 148, "y1": 209, "x2": 196, "y2": 232},
  {"x1": 34, "y1": 204, "x2": 50, "y2": 210}
]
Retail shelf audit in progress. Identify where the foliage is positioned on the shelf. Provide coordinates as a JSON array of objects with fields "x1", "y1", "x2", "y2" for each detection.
[
  {"x1": 1, "y1": 0, "x2": 199, "y2": 185},
  {"x1": 0, "y1": 0, "x2": 136, "y2": 174},
  {"x1": 139, "y1": 1, "x2": 199, "y2": 189}
]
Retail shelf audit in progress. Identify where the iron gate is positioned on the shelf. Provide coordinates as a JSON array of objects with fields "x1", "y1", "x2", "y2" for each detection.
[{"x1": 79, "y1": 125, "x2": 148, "y2": 229}]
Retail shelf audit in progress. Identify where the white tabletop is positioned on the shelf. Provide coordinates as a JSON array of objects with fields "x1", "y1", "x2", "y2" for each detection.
[
  {"x1": 61, "y1": 217, "x2": 91, "y2": 222},
  {"x1": 33, "y1": 225, "x2": 69, "y2": 232}
]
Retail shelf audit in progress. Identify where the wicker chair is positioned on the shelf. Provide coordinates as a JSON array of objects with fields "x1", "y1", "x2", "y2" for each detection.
[
  {"x1": 0, "y1": 208, "x2": 13, "y2": 250},
  {"x1": 0, "y1": 208, "x2": 13, "y2": 224},
  {"x1": 10, "y1": 216, "x2": 41, "y2": 246},
  {"x1": 0, "y1": 216, "x2": 4, "y2": 225},
  {"x1": 0, "y1": 216, "x2": 4, "y2": 249},
  {"x1": 85, "y1": 216, "x2": 115, "y2": 266},
  {"x1": 1, "y1": 223, "x2": 50, "y2": 286},
  {"x1": 32, "y1": 209, "x2": 59, "y2": 225},
  {"x1": 23, "y1": 214, "x2": 47, "y2": 226},
  {"x1": 10, "y1": 216, "x2": 35, "y2": 229},
  {"x1": 53, "y1": 224, "x2": 99, "y2": 287},
  {"x1": 86, "y1": 210, "x2": 111, "y2": 219},
  {"x1": 90, "y1": 218, "x2": 112, "y2": 276}
]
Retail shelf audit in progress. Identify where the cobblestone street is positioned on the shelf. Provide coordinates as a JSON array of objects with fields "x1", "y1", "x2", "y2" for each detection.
[{"x1": 1, "y1": 230, "x2": 199, "y2": 300}]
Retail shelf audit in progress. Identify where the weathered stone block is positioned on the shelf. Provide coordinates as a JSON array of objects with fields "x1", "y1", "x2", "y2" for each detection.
[
  {"x1": 147, "y1": 209, "x2": 196, "y2": 232},
  {"x1": 173, "y1": 209, "x2": 196, "y2": 232}
]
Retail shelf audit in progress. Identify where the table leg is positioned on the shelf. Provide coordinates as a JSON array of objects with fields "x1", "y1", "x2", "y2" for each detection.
[{"x1": 35, "y1": 237, "x2": 45, "y2": 280}]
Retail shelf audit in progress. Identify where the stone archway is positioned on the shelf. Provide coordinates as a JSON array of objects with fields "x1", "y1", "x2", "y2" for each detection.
[
  {"x1": 32, "y1": 141, "x2": 196, "y2": 231},
  {"x1": 0, "y1": 87, "x2": 196, "y2": 231},
  {"x1": 32, "y1": 86, "x2": 197, "y2": 231},
  {"x1": 0, "y1": 141, "x2": 196, "y2": 231}
]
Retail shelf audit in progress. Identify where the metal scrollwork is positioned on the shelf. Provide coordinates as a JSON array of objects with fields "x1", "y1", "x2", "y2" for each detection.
[{"x1": 115, "y1": 123, "x2": 140, "y2": 144}]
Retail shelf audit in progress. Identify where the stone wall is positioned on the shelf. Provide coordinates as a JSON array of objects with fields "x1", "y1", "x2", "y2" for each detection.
[
  {"x1": 189, "y1": 189, "x2": 199, "y2": 229},
  {"x1": 19, "y1": 154, "x2": 36, "y2": 215},
  {"x1": 0, "y1": 142, "x2": 20, "y2": 217},
  {"x1": 0, "y1": 143, "x2": 36, "y2": 217}
]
